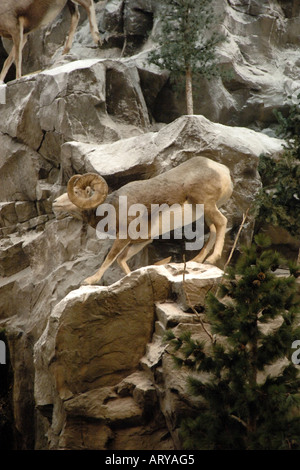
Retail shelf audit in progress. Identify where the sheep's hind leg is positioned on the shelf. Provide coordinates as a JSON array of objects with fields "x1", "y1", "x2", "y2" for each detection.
[
  {"x1": 205, "y1": 207, "x2": 227, "y2": 265},
  {"x1": 191, "y1": 220, "x2": 216, "y2": 264},
  {"x1": 154, "y1": 256, "x2": 172, "y2": 265}
]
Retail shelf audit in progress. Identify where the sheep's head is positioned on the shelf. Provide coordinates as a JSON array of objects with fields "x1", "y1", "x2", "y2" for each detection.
[
  {"x1": 67, "y1": 173, "x2": 108, "y2": 210},
  {"x1": 52, "y1": 173, "x2": 108, "y2": 218}
]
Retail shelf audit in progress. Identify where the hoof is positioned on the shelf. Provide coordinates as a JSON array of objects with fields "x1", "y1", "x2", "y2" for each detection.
[
  {"x1": 204, "y1": 256, "x2": 218, "y2": 265},
  {"x1": 81, "y1": 278, "x2": 94, "y2": 286}
]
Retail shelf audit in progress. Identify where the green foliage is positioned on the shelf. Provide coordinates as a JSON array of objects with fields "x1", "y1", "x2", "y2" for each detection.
[
  {"x1": 148, "y1": 0, "x2": 227, "y2": 105},
  {"x1": 274, "y1": 94, "x2": 300, "y2": 144},
  {"x1": 149, "y1": 0, "x2": 224, "y2": 74},
  {"x1": 167, "y1": 235, "x2": 300, "y2": 450},
  {"x1": 255, "y1": 95, "x2": 300, "y2": 237}
]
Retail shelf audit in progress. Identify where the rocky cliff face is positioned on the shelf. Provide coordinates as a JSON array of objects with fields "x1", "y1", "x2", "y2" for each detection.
[{"x1": 0, "y1": 0, "x2": 299, "y2": 450}]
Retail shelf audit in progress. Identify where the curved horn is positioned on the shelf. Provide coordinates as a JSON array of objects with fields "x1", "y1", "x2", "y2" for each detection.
[{"x1": 67, "y1": 173, "x2": 108, "y2": 210}]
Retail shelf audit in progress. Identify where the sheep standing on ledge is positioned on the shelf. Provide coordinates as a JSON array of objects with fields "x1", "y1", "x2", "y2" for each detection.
[
  {"x1": 53, "y1": 157, "x2": 233, "y2": 285},
  {"x1": 0, "y1": 0, "x2": 101, "y2": 82}
]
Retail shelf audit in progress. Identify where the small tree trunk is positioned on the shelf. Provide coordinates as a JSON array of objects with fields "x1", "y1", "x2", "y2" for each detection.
[{"x1": 185, "y1": 65, "x2": 194, "y2": 115}]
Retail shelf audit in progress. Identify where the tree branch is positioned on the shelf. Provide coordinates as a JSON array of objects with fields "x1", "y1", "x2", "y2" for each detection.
[
  {"x1": 224, "y1": 207, "x2": 250, "y2": 271},
  {"x1": 229, "y1": 413, "x2": 248, "y2": 429},
  {"x1": 182, "y1": 256, "x2": 215, "y2": 343}
]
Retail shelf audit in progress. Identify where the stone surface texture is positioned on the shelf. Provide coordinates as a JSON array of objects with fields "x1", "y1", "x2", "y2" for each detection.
[{"x1": 0, "y1": 0, "x2": 299, "y2": 450}]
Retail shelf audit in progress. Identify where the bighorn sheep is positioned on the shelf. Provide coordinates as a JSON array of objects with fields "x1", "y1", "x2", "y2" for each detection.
[
  {"x1": 52, "y1": 157, "x2": 233, "y2": 285},
  {"x1": 0, "y1": 0, "x2": 101, "y2": 83}
]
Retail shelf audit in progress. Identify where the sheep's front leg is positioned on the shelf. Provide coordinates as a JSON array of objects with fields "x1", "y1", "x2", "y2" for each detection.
[
  {"x1": 1, "y1": 19, "x2": 27, "y2": 82},
  {"x1": 75, "y1": 0, "x2": 102, "y2": 45},
  {"x1": 205, "y1": 208, "x2": 227, "y2": 265},
  {"x1": 192, "y1": 220, "x2": 216, "y2": 264},
  {"x1": 0, "y1": 45, "x2": 15, "y2": 83},
  {"x1": 82, "y1": 238, "x2": 130, "y2": 285},
  {"x1": 117, "y1": 240, "x2": 152, "y2": 274}
]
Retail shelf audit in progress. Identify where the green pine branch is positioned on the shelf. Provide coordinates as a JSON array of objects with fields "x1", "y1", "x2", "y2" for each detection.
[
  {"x1": 165, "y1": 235, "x2": 300, "y2": 449},
  {"x1": 254, "y1": 95, "x2": 300, "y2": 237}
]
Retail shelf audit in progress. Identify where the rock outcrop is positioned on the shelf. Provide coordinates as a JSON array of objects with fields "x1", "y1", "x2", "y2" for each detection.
[
  {"x1": 0, "y1": 0, "x2": 298, "y2": 450},
  {"x1": 34, "y1": 262, "x2": 223, "y2": 450},
  {"x1": 2, "y1": 0, "x2": 299, "y2": 128}
]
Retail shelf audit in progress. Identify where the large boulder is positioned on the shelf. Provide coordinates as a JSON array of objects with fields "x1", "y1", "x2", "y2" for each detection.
[
  {"x1": 34, "y1": 262, "x2": 223, "y2": 450},
  {"x1": 0, "y1": 59, "x2": 151, "y2": 162}
]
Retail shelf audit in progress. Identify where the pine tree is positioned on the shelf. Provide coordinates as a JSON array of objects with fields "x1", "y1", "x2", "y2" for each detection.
[
  {"x1": 166, "y1": 234, "x2": 300, "y2": 449},
  {"x1": 148, "y1": 0, "x2": 226, "y2": 115}
]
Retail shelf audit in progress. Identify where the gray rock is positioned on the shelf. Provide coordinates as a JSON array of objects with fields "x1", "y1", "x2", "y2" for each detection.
[
  {"x1": 124, "y1": 0, "x2": 154, "y2": 37},
  {"x1": 101, "y1": 0, "x2": 124, "y2": 34},
  {"x1": 0, "y1": 58, "x2": 152, "y2": 170},
  {"x1": 33, "y1": 262, "x2": 223, "y2": 449},
  {"x1": 0, "y1": 134, "x2": 41, "y2": 202},
  {"x1": 0, "y1": 0, "x2": 299, "y2": 451},
  {"x1": 15, "y1": 202, "x2": 38, "y2": 224}
]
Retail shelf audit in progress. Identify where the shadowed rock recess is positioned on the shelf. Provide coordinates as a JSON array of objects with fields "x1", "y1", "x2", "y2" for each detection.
[{"x1": 0, "y1": 0, "x2": 299, "y2": 450}]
